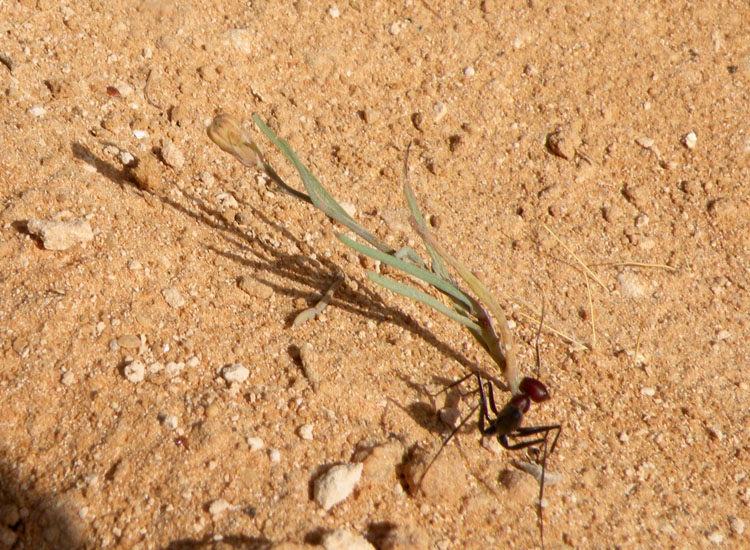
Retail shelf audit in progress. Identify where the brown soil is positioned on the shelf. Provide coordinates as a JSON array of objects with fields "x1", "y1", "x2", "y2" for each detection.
[{"x1": 1, "y1": 1, "x2": 749, "y2": 549}]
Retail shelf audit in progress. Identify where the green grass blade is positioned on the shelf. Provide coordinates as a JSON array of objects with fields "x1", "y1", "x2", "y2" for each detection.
[
  {"x1": 253, "y1": 115, "x2": 394, "y2": 255},
  {"x1": 367, "y1": 272, "x2": 482, "y2": 333},
  {"x1": 338, "y1": 234, "x2": 475, "y2": 312}
]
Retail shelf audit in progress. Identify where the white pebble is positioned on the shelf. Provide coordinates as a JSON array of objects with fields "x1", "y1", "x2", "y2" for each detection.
[
  {"x1": 28, "y1": 105, "x2": 47, "y2": 117},
  {"x1": 221, "y1": 363, "x2": 249, "y2": 383},
  {"x1": 327, "y1": 6, "x2": 340, "y2": 18},
  {"x1": 228, "y1": 29, "x2": 253, "y2": 54},
  {"x1": 199, "y1": 171, "x2": 214, "y2": 186},
  {"x1": 313, "y1": 463, "x2": 363, "y2": 511},
  {"x1": 162, "y1": 414, "x2": 178, "y2": 430},
  {"x1": 682, "y1": 132, "x2": 697, "y2": 149},
  {"x1": 124, "y1": 360, "x2": 145, "y2": 383},
  {"x1": 148, "y1": 361, "x2": 164, "y2": 373},
  {"x1": 635, "y1": 136, "x2": 654, "y2": 149},
  {"x1": 27, "y1": 219, "x2": 93, "y2": 251},
  {"x1": 61, "y1": 371, "x2": 75, "y2": 386},
  {"x1": 120, "y1": 151, "x2": 135, "y2": 166},
  {"x1": 463, "y1": 66, "x2": 475, "y2": 77},
  {"x1": 707, "y1": 530, "x2": 724, "y2": 544},
  {"x1": 433, "y1": 101, "x2": 447, "y2": 122},
  {"x1": 298, "y1": 423, "x2": 314, "y2": 440},
  {"x1": 161, "y1": 140, "x2": 185, "y2": 171},
  {"x1": 321, "y1": 530, "x2": 375, "y2": 550},
  {"x1": 208, "y1": 499, "x2": 231, "y2": 516},
  {"x1": 617, "y1": 272, "x2": 646, "y2": 298},
  {"x1": 340, "y1": 202, "x2": 357, "y2": 218},
  {"x1": 641, "y1": 387, "x2": 656, "y2": 397},
  {"x1": 128, "y1": 260, "x2": 142, "y2": 270},
  {"x1": 247, "y1": 436, "x2": 264, "y2": 450},
  {"x1": 186, "y1": 356, "x2": 200, "y2": 368},
  {"x1": 133, "y1": 129, "x2": 148, "y2": 139},
  {"x1": 165, "y1": 361, "x2": 185, "y2": 378},
  {"x1": 162, "y1": 287, "x2": 185, "y2": 308},
  {"x1": 729, "y1": 515, "x2": 745, "y2": 536},
  {"x1": 268, "y1": 448, "x2": 281, "y2": 463}
]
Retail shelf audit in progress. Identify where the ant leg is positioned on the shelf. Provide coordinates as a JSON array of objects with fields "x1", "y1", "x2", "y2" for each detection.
[
  {"x1": 482, "y1": 374, "x2": 502, "y2": 416},
  {"x1": 474, "y1": 373, "x2": 496, "y2": 433},
  {"x1": 501, "y1": 424, "x2": 562, "y2": 452},
  {"x1": 417, "y1": 403, "x2": 480, "y2": 489}
]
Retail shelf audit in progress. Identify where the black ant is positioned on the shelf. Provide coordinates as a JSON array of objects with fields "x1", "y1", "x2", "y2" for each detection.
[{"x1": 418, "y1": 303, "x2": 561, "y2": 548}]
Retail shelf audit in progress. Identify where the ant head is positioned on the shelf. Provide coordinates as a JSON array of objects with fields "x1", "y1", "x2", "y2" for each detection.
[
  {"x1": 519, "y1": 377, "x2": 551, "y2": 403},
  {"x1": 510, "y1": 393, "x2": 531, "y2": 414}
]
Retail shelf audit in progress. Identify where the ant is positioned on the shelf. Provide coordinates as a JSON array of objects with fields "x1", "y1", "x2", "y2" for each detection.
[{"x1": 418, "y1": 303, "x2": 561, "y2": 548}]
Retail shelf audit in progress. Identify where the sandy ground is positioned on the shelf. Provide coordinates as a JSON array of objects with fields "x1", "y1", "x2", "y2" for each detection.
[{"x1": 1, "y1": 1, "x2": 749, "y2": 549}]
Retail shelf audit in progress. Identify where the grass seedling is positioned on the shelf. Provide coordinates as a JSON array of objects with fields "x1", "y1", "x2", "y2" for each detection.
[
  {"x1": 208, "y1": 114, "x2": 560, "y2": 545},
  {"x1": 208, "y1": 114, "x2": 522, "y2": 393}
]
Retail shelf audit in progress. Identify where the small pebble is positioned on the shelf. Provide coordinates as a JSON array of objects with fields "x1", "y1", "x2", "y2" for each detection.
[
  {"x1": 208, "y1": 499, "x2": 231, "y2": 517},
  {"x1": 117, "y1": 334, "x2": 141, "y2": 349},
  {"x1": 321, "y1": 530, "x2": 375, "y2": 550},
  {"x1": 133, "y1": 129, "x2": 148, "y2": 139},
  {"x1": 161, "y1": 414, "x2": 178, "y2": 430},
  {"x1": 128, "y1": 260, "x2": 142, "y2": 270},
  {"x1": 546, "y1": 126, "x2": 580, "y2": 160},
  {"x1": 641, "y1": 387, "x2": 656, "y2": 397},
  {"x1": 162, "y1": 286, "x2": 186, "y2": 308},
  {"x1": 27, "y1": 219, "x2": 93, "y2": 250},
  {"x1": 247, "y1": 436, "x2": 264, "y2": 451},
  {"x1": 124, "y1": 360, "x2": 145, "y2": 383},
  {"x1": 237, "y1": 275, "x2": 273, "y2": 300},
  {"x1": 617, "y1": 272, "x2": 646, "y2": 298},
  {"x1": 199, "y1": 171, "x2": 215, "y2": 186},
  {"x1": 161, "y1": 140, "x2": 185, "y2": 171},
  {"x1": 463, "y1": 66, "x2": 475, "y2": 77},
  {"x1": 228, "y1": 29, "x2": 253, "y2": 54},
  {"x1": 314, "y1": 463, "x2": 363, "y2": 511},
  {"x1": 728, "y1": 515, "x2": 745, "y2": 536},
  {"x1": 204, "y1": 402, "x2": 220, "y2": 419},
  {"x1": 165, "y1": 361, "x2": 185, "y2": 378},
  {"x1": 268, "y1": 448, "x2": 281, "y2": 463},
  {"x1": 28, "y1": 105, "x2": 47, "y2": 117},
  {"x1": 61, "y1": 371, "x2": 75, "y2": 386},
  {"x1": 433, "y1": 101, "x2": 447, "y2": 122},
  {"x1": 340, "y1": 201, "x2": 357, "y2": 218},
  {"x1": 327, "y1": 6, "x2": 340, "y2": 18},
  {"x1": 707, "y1": 530, "x2": 724, "y2": 544},
  {"x1": 299, "y1": 343, "x2": 321, "y2": 391},
  {"x1": 149, "y1": 361, "x2": 164, "y2": 373},
  {"x1": 221, "y1": 363, "x2": 249, "y2": 383},
  {"x1": 120, "y1": 151, "x2": 135, "y2": 166},
  {"x1": 681, "y1": 132, "x2": 697, "y2": 149},
  {"x1": 298, "y1": 424, "x2": 314, "y2": 440},
  {"x1": 635, "y1": 137, "x2": 655, "y2": 149}
]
